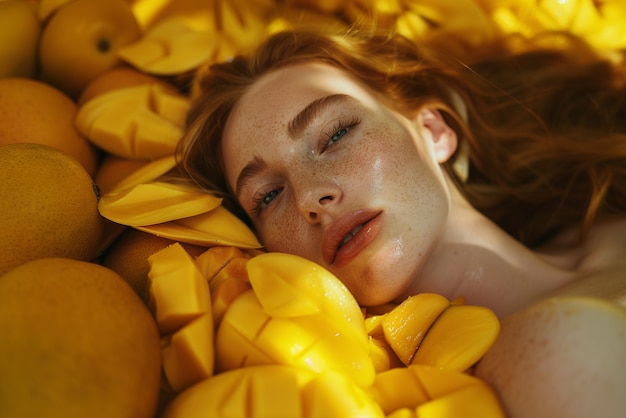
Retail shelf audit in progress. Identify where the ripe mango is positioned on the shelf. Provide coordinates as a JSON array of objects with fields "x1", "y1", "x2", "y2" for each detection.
[{"x1": 0, "y1": 258, "x2": 161, "y2": 418}]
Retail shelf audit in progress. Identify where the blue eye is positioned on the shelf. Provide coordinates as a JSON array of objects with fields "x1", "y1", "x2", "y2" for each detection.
[
  {"x1": 251, "y1": 187, "x2": 282, "y2": 215},
  {"x1": 324, "y1": 117, "x2": 360, "y2": 150},
  {"x1": 262, "y1": 189, "x2": 280, "y2": 205},
  {"x1": 330, "y1": 127, "x2": 349, "y2": 143}
]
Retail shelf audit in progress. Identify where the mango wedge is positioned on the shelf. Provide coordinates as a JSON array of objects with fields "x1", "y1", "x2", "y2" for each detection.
[
  {"x1": 118, "y1": 19, "x2": 219, "y2": 75},
  {"x1": 148, "y1": 243, "x2": 211, "y2": 335},
  {"x1": 107, "y1": 155, "x2": 177, "y2": 195},
  {"x1": 161, "y1": 365, "x2": 385, "y2": 418},
  {"x1": 194, "y1": 246, "x2": 248, "y2": 284},
  {"x1": 99, "y1": 181, "x2": 222, "y2": 227},
  {"x1": 411, "y1": 304, "x2": 500, "y2": 372},
  {"x1": 136, "y1": 205, "x2": 262, "y2": 249},
  {"x1": 370, "y1": 365, "x2": 505, "y2": 417},
  {"x1": 246, "y1": 253, "x2": 368, "y2": 348},
  {"x1": 381, "y1": 293, "x2": 451, "y2": 365},
  {"x1": 216, "y1": 289, "x2": 376, "y2": 387},
  {"x1": 76, "y1": 84, "x2": 190, "y2": 160},
  {"x1": 161, "y1": 312, "x2": 214, "y2": 393}
]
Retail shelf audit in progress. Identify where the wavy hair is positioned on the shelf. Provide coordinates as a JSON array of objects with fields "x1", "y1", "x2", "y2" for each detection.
[{"x1": 178, "y1": 26, "x2": 626, "y2": 247}]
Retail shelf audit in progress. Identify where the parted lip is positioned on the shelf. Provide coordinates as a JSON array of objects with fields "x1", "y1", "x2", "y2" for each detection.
[{"x1": 322, "y1": 209, "x2": 383, "y2": 265}]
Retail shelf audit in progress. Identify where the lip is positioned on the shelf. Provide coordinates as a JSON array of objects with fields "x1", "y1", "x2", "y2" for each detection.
[{"x1": 322, "y1": 209, "x2": 383, "y2": 267}]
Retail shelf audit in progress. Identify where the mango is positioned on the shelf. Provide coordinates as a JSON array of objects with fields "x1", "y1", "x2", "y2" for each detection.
[{"x1": 0, "y1": 258, "x2": 161, "y2": 418}]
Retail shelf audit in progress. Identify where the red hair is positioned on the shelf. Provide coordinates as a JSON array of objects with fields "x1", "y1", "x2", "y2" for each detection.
[{"x1": 178, "y1": 27, "x2": 626, "y2": 246}]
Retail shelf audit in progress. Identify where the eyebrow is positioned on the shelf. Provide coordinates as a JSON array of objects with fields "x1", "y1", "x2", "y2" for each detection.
[
  {"x1": 235, "y1": 94, "x2": 353, "y2": 197},
  {"x1": 288, "y1": 94, "x2": 352, "y2": 139},
  {"x1": 235, "y1": 156, "x2": 267, "y2": 197}
]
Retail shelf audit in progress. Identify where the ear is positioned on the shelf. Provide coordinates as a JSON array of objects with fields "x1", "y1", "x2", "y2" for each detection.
[{"x1": 416, "y1": 108, "x2": 458, "y2": 163}]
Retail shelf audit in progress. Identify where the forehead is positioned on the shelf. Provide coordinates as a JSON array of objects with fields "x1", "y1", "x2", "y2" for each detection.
[
  {"x1": 222, "y1": 62, "x2": 381, "y2": 184},
  {"x1": 226, "y1": 62, "x2": 379, "y2": 134}
]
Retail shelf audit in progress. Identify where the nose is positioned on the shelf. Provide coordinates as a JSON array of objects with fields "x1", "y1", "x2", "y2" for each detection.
[{"x1": 296, "y1": 183, "x2": 341, "y2": 225}]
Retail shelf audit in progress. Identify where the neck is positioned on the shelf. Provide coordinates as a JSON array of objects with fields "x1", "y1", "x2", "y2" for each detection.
[{"x1": 401, "y1": 181, "x2": 577, "y2": 317}]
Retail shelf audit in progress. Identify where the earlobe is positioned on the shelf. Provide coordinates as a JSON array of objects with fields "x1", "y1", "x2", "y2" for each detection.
[{"x1": 418, "y1": 108, "x2": 458, "y2": 163}]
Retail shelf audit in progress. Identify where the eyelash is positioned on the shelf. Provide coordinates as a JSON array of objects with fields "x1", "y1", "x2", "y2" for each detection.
[
  {"x1": 322, "y1": 116, "x2": 361, "y2": 150},
  {"x1": 251, "y1": 186, "x2": 283, "y2": 216},
  {"x1": 250, "y1": 116, "x2": 362, "y2": 216}
]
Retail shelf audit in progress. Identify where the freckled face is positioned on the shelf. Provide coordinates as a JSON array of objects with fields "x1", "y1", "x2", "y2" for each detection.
[{"x1": 222, "y1": 62, "x2": 450, "y2": 305}]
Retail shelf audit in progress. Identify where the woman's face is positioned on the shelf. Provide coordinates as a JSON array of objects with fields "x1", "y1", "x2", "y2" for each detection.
[{"x1": 222, "y1": 62, "x2": 454, "y2": 305}]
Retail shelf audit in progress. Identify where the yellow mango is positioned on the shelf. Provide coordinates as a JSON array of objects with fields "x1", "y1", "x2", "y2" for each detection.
[
  {"x1": 118, "y1": 19, "x2": 219, "y2": 75},
  {"x1": 161, "y1": 365, "x2": 307, "y2": 418},
  {"x1": 161, "y1": 312, "x2": 214, "y2": 393},
  {"x1": 162, "y1": 365, "x2": 384, "y2": 418},
  {"x1": 215, "y1": 289, "x2": 376, "y2": 387},
  {"x1": 416, "y1": 379, "x2": 505, "y2": 418},
  {"x1": 411, "y1": 305, "x2": 500, "y2": 372},
  {"x1": 382, "y1": 293, "x2": 451, "y2": 365},
  {"x1": 108, "y1": 155, "x2": 177, "y2": 194},
  {"x1": 303, "y1": 370, "x2": 385, "y2": 418},
  {"x1": 364, "y1": 313, "x2": 385, "y2": 336},
  {"x1": 207, "y1": 256, "x2": 249, "y2": 291},
  {"x1": 137, "y1": 205, "x2": 262, "y2": 249},
  {"x1": 148, "y1": 243, "x2": 211, "y2": 334},
  {"x1": 99, "y1": 181, "x2": 221, "y2": 227},
  {"x1": 369, "y1": 364, "x2": 504, "y2": 417},
  {"x1": 368, "y1": 337, "x2": 392, "y2": 373},
  {"x1": 210, "y1": 274, "x2": 252, "y2": 327},
  {"x1": 368, "y1": 367, "x2": 430, "y2": 415},
  {"x1": 246, "y1": 253, "x2": 368, "y2": 347},
  {"x1": 76, "y1": 84, "x2": 190, "y2": 160},
  {"x1": 194, "y1": 246, "x2": 247, "y2": 283}
]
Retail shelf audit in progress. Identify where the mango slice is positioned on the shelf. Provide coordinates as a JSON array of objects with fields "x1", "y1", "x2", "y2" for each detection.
[
  {"x1": 161, "y1": 312, "x2": 214, "y2": 393},
  {"x1": 118, "y1": 19, "x2": 219, "y2": 75},
  {"x1": 161, "y1": 365, "x2": 384, "y2": 418},
  {"x1": 382, "y1": 293, "x2": 451, "y2": 365},
  {"x1": 106, "y1": 154, "x2": 177, "y2": 194},
  {"x1": 216, "y1": 289, "x2": 376, "y2": 387},
  {"x1": 247, "y1": 253, "x2": 368, "y2": 348},
  {"x1": 370, "y1": 365, "x2": 505, "y2": 417},
  {"x1": 76, "y1": 84, "x2": 189, "y2": 160},
  {"x1": 99, "y1": 181, "x2": 221, "y2": 226},
  {"x1": 137, "y1": 205, "x2": 262, "y2": 249},
  {"x1": 148, "y1": 243, "x2": 211, "y2": 334},
  {"x1": 411, "y1": 304, "x2": 500, "y2": 372}
]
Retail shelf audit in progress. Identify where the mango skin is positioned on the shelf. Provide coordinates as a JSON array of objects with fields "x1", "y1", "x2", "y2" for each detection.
[{"x1": 0, "y1": 258, "x2": 161, "y2": 418}]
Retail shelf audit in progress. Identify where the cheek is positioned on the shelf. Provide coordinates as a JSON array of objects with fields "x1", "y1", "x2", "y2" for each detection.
[{"x1": 256, "y1": 211, "x2": 317, "y2": 260}]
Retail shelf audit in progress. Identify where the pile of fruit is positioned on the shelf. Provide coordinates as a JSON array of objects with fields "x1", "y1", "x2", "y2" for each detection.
[{"x1": 1, "y1": 0, "x2": 624, "y2": 417}]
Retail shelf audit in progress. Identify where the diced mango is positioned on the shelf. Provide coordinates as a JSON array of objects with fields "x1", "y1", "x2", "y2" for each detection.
[
  {"x1": 76, "y1": 84, "x2": 190, "y2": 160},
  {"x1": 215, "y1": 288, "x2": 376, "y2": 387},
  {"x1": 382, "y1": 293, "x2": 451, "y2": 365},
  {"x1": 369, "y1": 364, "x2": 505, "y2": 417},
  {"x1": 194, "y1": 246, "x2": 247, "y2": 283},
  {"x1": 148, "y1": 243, "x2": 211, "y2": 334},
  {"x1": 210, "y1": 275, "x2": 251, "y2": 328},
  {"x1": 118, "y1": 19, "x2": 219, "y2": 75},
  {"x1": 161, "y1": 312, "x2": 214, "y2": 393},
  {"x1": 416, "y1": 379, "x2": 505, "y2": 418},
  {"x1": 162, "y1": 365, "x2": 386, "y2": 418},
  {"x1": 302, "y1": 371, "x2": 385, "y2": 418},
  {"x1": 209, "y1": 256, "x2": 249, "y2": 291},
  {"x1": 369, "y1": 366, "x2": 430, "y2": 414},
  {"x1": 411, "y1": 305, "x2": 500, "y2": 372},
  {"x1": 247, "y1": 253, "x2": 368, "y2": 347}
]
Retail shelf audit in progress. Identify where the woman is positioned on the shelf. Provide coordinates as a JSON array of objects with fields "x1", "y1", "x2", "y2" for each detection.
[{"x1": 178, "y1": 27, "x2": 626, "y2": 417}]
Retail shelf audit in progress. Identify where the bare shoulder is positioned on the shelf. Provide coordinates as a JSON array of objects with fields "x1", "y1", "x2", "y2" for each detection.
[
  {"x1": 544, "y1": 216, "x2": 626, "y2": 306},
  {"x1": 474, "y1": 297, "x2": 626, "y2": 418}
]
